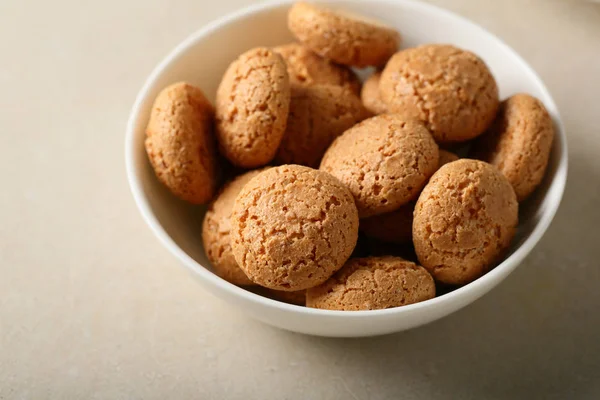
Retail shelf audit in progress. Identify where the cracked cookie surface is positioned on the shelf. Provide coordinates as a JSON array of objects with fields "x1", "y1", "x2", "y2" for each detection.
[
  {"x1": 288, "y1": 2, "x2": 400, "y2": 68},
  {"x1": 275, "y1": 84, "x2": 368, "y2": 167},
  {"x1": 380, "y1": 44, "x2": 499, "y2": 143},
  {"x1": 413, "y1": 159, "x2": 518, "y2": 285},
  {"x1": 471, "y1": 93, "x2": 554, "y2": 201},
  {"x1": 360, "y1": 149, "x2": 458, "y2": 244},
  {"x1": 274, "y1": 43, "x2": 361, "y2": 94},
  {"x1": 215, "y1": 47, "x2": 291, "y2": 168},
  {"x1": 320, "y1": 114, "x2": 439, "y2": 218},
  {"x1": 202, "y1": 169, "x2": 266, "y2": 286},
  {"x1": 230, "y1": 165, "x2": 359, "y2": 291},
  {"x1": 145, "y1": 82, "x2": 217, "y2": 204},
  {"x1": 306, "y1": 256, "x2": 435, "y2": 310}
]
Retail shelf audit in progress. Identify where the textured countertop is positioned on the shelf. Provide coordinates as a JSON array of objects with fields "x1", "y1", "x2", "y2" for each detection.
[{"x1": 1, "y1": 0, "x2": 599, "y2": 398}]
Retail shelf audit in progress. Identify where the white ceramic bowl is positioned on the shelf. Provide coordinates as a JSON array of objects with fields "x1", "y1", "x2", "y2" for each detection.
[{"x1": 125, "y1": 0, "x2": 567, "y2": 337}]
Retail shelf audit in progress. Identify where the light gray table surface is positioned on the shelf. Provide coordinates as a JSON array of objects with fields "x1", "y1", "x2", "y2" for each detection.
[{"x1": 1, "y1": 0, "x2": 599, "y2": 398}]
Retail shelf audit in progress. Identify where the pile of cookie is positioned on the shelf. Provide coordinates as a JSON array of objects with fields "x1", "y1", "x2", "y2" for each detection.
[{"x1": 144, "y1": 2, "x2": 554, "y2": 311}]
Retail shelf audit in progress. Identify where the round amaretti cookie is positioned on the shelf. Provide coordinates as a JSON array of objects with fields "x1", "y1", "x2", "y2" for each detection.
[
  {"x1": 359, "y1": 149, "x2": 459, "y2": 244},
  {"x1": 306, "y1": 256, "x2": 435, "y2": 310},
  {"x1": 413, "y1": 159, "x2": 518, "y2": 285},
  {"x1": 320, "y1": 114, "x2": 439, "y2": 218},
  {"x1": 288, "y1": 2, "x2": 400, "y2": 68},
  {"x1": 145, "y1": 82, "x2": 218, "y2": 204},
  {"x1": 231, "y1": 165, "x2": 359, "y2": 291},
  {"x1": 215, "y1": 47, "x2": 291, "y2": 168},
  {"x1": 273, "y1": 43, "x2": 361, "y2": 95},
  {"x1": 361, "y1": 72, "x2": 387, "y2": 115},
  {"x1": 275, "y1": 84, "x2": 368, "y2": 167},
  {"x1": 202, "y1": 169, "x2": 267, "y2": 286},
  {"x1": 380, "y1": 44, "x2": 499, "y2": 143},
  {"x1": 471, "y1": 93, "x2": 555, "y2": 201}
]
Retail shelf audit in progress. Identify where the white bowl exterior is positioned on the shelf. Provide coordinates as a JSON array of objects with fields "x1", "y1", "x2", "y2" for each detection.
[{"x1": 126, "y1": 0, "x2": 567, "y2": 337}]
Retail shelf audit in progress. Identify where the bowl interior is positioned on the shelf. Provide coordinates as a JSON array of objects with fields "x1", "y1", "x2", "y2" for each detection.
[{"x1": 127, "y1": 0, "x2": 566, "y2": 313}]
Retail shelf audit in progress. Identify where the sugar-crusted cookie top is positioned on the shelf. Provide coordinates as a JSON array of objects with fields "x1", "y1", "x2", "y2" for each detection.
[
  {"x1": 231, "y1": 165, "x2": 359, "y2": 291},
  {"x1": 275, "y1": 84, "x2": 368, "y2": 167},
  {"x1": 145, "y1": 82, "x2": 217, "y2": 204},
  {"x1": 472, "y1": 93, "x2": 554, "y2": 201},
  {"x1": 288, "y1": 2, "x2": 400, "y2": 67},
  {"x1": 274, "y1": 43, "x2": 361, "y2": 94},
  {"x1": 320, "y1": 114, "x2": 439, "y2": 218},
  {"x1": 215, "y1": 47, "x2": 291, "y2": 168},
  {"x1": 380, "y1": 44, "x2": 499, "y2": 143},
  {"x1": 306, "y1": 256, "x2": 435, "y2": 310},
  {"x1": 413, "y1": 159, "x2": 518, "y2": 285}
]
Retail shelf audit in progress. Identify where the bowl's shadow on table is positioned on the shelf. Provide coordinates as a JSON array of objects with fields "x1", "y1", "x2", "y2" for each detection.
[{"x1": 283, "y1": 144, "x2": 600, "y2": 398}]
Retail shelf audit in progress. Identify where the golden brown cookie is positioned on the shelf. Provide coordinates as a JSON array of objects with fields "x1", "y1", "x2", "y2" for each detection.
[
  {"x1": 273, "y1": 43, "x2": 361, "y2": 95},
  {"x1": 306, "y1": 256, "x2": 435, "y2": 310},
  {"x1": 361, "y1": 72, "x2": 387, "y2": 115},
  {"x1": 380, "y1": 44, "x2": 499, "y2": 143},
  {"x1": 202, "y1": 169, "x2": 267, "y2": 286},
  {"x1": 231, "y1": 165, "x2": 359, "y2": 291},
  {"x1": 413, "y1": 159, "x2": 518, "y2": 285},
  {"x1": 471, "y1": 94, "x2": 555, "y2": 201},
  {"x1": 145, "y1": 82, "x2": 217, "y2": 204},
  {"x1": 320, "y1": 114, "x2": 439, "y2": 218},
  {"x1": 359, "y1": 149, "x2": 458, "y2": 244},
  {"x1": 275, "y1": 84, "x2": 368, "y2": 167},
  {"x1": 288, "y1": 2, "x2": 400, "y2": 68},
  {"x1": 215, "y1": 47, "x2": 291, "y2": 168}
]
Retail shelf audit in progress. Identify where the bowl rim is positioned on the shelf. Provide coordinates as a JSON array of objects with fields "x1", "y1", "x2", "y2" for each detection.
[{"x1": 125, "y1": 0, "x2": 568, "y2": 319}]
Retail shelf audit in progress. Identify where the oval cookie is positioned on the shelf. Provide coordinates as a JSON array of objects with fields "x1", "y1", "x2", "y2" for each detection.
[
  {"x1": 145, "y1": 82, "x2": 217, "y2": 204},
  {"x1": 231, "y1": 165, "x2": 359, "y2": 291},
  {"x1": 413, "y1": 159, "x2": 518, "y2": 285},
  {"x1": 306, "y1": 256, "x2": 435, "y2": 310},
  {"x1": 215, "y1": 47, "x2": 291, "y2": 168},
  {"x1": 320, "y1": 114, "x2": 439, "y2": 218},
  {"x1": 380, "y1": 44, "x2": 499, "y2": 143},
  {"x1": 360, "y1": 150, "x2": 458, "y2": 244},
  {"x1": 274, "y1": 43, "x2": 361, "y2": 94},
  {"x1": 472, "y1": 93, "x2": 554, "y2": 201},
  {"x1": 202, "y1": 169, "x2": 266, "y2": 286},
  {"x1": 275, "y1": 84, "x2": 368, "y2": 167},
  {"x1": 288, "y1": 2, "x2": 400, "y2": 68}
]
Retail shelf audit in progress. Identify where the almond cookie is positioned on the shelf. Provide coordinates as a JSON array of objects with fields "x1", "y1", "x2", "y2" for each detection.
[
  {"x1": 288, "y1": 2, "x2": 400, "y2": 68},
  {"x1": 231, "y1": 165, "x2": 359, "y2": 291},
  {"x1": 275, "y1": 84, "x2": 368, "y2": 167},
  {"x1": 306, "y1": 256, "x2": 435, "y2": 311},
  {"x1": 145, "y1": 82, "x2": 217, "y2": 204},
  {"x1": 215, "y1": 47, "x2": 291, "y2": 168},
  {"x1": 359, "y1": 150, "x2": 458, "y2": 244},
  {"x1": 380, "y1": 44, "x2": 499, "y2": 143},
  {"x1": 361, "y1": 72, "x2": 387, "y2": 115},
  {"x1": 202, "y1": 169, "x2": 267, "y2": 286},
  {"x1": 413, "y1": 159, "x2": 518, "y2": 285},
  {"x1": 471, "y1": 94, "x2": 555, "y2": 201},
  {"x1": 320, "y1": 114, "x2": 439, "y2": 218},
  {"x1": 274, "y1": 43, "x2": 361, "y2": 95}
]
